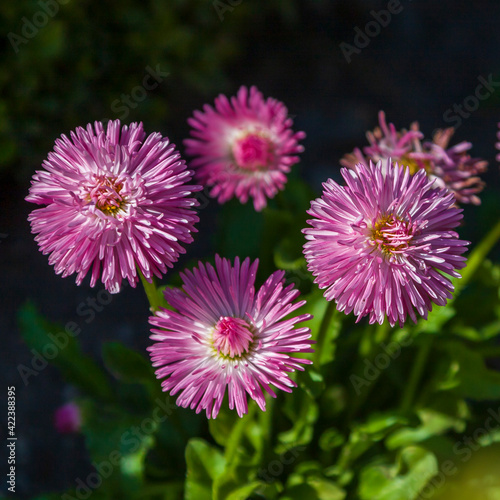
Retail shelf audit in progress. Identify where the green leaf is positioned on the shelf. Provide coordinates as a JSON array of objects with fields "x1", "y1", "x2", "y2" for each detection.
[
  {"x1": 208, "y1": 406, "x2": 241, "y2": 447},
  {"x1": 358, "y1": 413, "x2": 409, "y2": 440},
  {"x1": 386, "y1": 409, "x2": 465, "y2": 450},
  {"x1": 451, "y1": 320, "x2": 500, "y2": 342},
  {"x1": 336, "y1": 429, "x2": 375, "y2": 472},
  {"x1": 102, "y1": 341, "x2": 154, "y2": 383},
  {"x1": 79, "y1": 397, "x2": 157, "y2": 496},
  {"x1": 279, "y1": 389, "x2": 318, "y2": 447},
  {"x1": 437, "y1": 342, "x2": 500, "y2": 400},
  {"x1": 335, "y1": 414, "x2": 406, "y2": 472},
  {"x1": 319, "y1": 428, "x2": 345, "y2": 452},
  {"x1": 225, "y1": 481, "x2": 264, "y2": 500},
  {"x1": 185, "y1": 438, "x2": 226, "y2": 500},
  {"x1": 18, "y1": 302, "x2": 112, "y2": 400},
  {"x1": 274, "y1": 239, "x2": 306, "y2": 271},
  {"x1": 359, "y1": 446, "x2": 438, "y2": 500},
  {"x1": 415, "y1": 305, "x2": 456, "y2": 335},
  {"x1": 297, "y1": 369, "x2": 325, "y2": 398},
  {"x1": 307, "y1": 478, "x2": 346, "y2": 500},
  {"x1": 283, "y1": 477, "x2": 345, "y2": 500},
  {"x1": 281, "y1": 483, "x2": 318, "y2": 500}
]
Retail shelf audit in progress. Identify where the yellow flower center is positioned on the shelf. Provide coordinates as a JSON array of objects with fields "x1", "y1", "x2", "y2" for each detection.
[
  {"x1": 88, "y1": 176, "x2": 126, "y2": 215},
  {"x1": 398, "y1": 155, "x2": 431, "y2": 176},
  {"x1": 371, "y1": 215, "x2": 413, "y2": 255}
]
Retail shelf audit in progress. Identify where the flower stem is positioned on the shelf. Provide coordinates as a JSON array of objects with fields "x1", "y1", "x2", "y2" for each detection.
[
  {"x1": 375, "y1": 320, "x2": 390, "y2": 344},
  {"x1": 314, "y1": 300, "x2": 337, "y2": 365},
  {"x1": 400, "y1": 334, "x2": 433, "y2": 413},
  {"x1": 258, "y1": 394, "x2": 274, "y2": 461},
  {"x1": 345, "y1": 321, "x2": 391, "y2": 425},
  {"x1": 139, "y1": 272, "x2": 164, "y2": 312},
  {"x1": 454, "y1": 218, "x2": 500, "y2": 298},
  {"x1": 224, "y1": 402, "x2": 257, "y2": 466}
]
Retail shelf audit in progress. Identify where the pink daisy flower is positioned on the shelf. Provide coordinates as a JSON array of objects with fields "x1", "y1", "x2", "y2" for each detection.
[
  {"x1": 340, "y1": 111, "x2": 424, "y2": 169},
  {"x1": 184, "y1": 85, "x2": 305, "y2": 211},
  {"x1": 303, "y1": 160, "x2": 469, "y2": 327},
  {"x1": 54, "y1": 402, "x2": 82, "y2": 434},
  {"x1": 26, "y1": 120, "x2": 200, "y2": 294},
  {"x1": 340, "y1": 111, "x2": 487, "y2": 205},
  {"x1": 422, "y1": 127, "x2": 487, "y2": 205},
  {"x1": 148, "y1": 255, "x2": 313, "y2": 418}
]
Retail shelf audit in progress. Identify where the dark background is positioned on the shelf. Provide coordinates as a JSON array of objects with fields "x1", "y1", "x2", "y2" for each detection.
[{"x1": 1, "y1": 0, "x2": 499, "y2": 497}]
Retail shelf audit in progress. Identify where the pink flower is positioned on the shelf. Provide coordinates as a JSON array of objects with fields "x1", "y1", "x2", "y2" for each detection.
[
  {"x1": 340, "y1": 111, "x2": 487, "y2": 205},
  {"x1": 303, "y1": 160, "x2": 469, "y2": 327},
  {"x1": 26, "y1": 120, "x2": 200, "y2": 293},
  {"x1": 54, "y1": 402, "x2": 81, "y2": 434},
  {"x1": 495, "y1": 122, "x2": 500, "y2": 162},
  {"x1": 148, "y1": 256, "x2": 313, "y2": 418},
  {"x1": 184, "y1": 85, "x2": 305, "y2": 211}
]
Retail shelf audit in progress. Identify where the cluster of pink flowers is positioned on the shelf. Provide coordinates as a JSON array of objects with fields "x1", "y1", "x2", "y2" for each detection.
[
  {"x1": 27, "y1": 88, "x2": 487, "y2": 417},
  {"x1": 341, "y1": 111, "x2": 487, "y2": 205}
]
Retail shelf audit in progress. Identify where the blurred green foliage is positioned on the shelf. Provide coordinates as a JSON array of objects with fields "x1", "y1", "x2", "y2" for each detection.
[{"x1": 0, "y1": 0, "x2": 299, "y2": 180}]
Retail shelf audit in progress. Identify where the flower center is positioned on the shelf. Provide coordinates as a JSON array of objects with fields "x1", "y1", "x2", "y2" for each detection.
[
  {"x1": 398, "y1": 156, "x2": 431, "y2": 176},
  {"x1": 212, "y1": 316, "x2": 253, "y2": 358},
  {"x1": 232, "y1": 133, "x2": 275, "y2": 171},
  {"x1": 371, "y1": 215, "x2": 413, "y2": 254},
  {"x1": 88, "y1": 175, "x2": 126, "y2": 215}
]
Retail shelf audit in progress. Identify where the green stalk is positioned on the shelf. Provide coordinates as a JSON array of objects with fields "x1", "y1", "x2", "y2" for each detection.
[
  {"x1": 139, "y1": 272, "x2": 164, "y2": 312},
  {"x1": 345, "y1": 321, "x2": 391, "y2": 426},
  {"x1": 375, "y1": 320, "x2": 391, "y2": 344},
  {"x1": 416, "y1": 218, "x2": 500, "y2": 333},
  {"x1": 314, "y1": 300, "x2": 337, "y2": 365},
  {"x1": 454, "y1": 218, "x2": 500, "y2": 298},
  {"x1": 258, "y1": 394, "x2": 274, "y2": 462},
  {"x1": 400, "y1": 334, "x2": 433, "y2": 413},
  {"x1": 223, "y1": 402, "x2": 257, "y2": 467}
]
